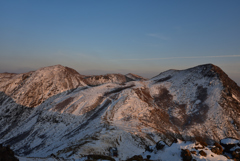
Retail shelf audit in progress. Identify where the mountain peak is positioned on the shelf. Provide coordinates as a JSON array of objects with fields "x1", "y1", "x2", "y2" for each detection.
[
  {"x1": 0, "y1": 65, "x2": 86, "y2": 107},
  {"x1": 37, "y1": 64, "x2": 82, "y2": 75}
]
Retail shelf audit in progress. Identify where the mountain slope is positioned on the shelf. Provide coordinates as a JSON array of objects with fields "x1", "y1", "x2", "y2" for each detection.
[{"x1": 0, "y1": 64, "x2": 240, "y2": 160}]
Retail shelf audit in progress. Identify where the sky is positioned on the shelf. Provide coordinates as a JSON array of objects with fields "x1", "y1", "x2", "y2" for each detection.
[{"x1": 0, "y1": 0, "x2": 240, "y2": 84}]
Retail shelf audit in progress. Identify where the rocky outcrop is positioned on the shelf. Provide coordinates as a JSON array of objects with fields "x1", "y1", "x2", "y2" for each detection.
[
  {"x1": 85, "y1": 73, "x2": 133, "y2": 86},
  {"x1": 211, "y1": 142, "x2": 223, "y2": 155},
  {"x1": 181, "y1": 149, "x2": 192, "y2": 161},
  {"x1": 0, "y1": 144, "x2": 19, "y2": 161}
]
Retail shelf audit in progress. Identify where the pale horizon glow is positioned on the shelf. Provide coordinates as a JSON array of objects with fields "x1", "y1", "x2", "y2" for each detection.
[
  {"x1": 110, "y1": 55, "x2": 240, "y2": 61},
  {"x1": 0, "y1": 0, "x2": 240, "y2": 85}
]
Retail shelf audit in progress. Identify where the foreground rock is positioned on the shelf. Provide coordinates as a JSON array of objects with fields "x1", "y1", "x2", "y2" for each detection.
[
  {"x1": 181, "y1": 149, "x2": 192, "y2": 161},
  {"x1": 211, "y1": 142, "x2": 223, "y2": 155},
  {"x1": 0, "y1": 144, "x2": 19, "y2": 161}
]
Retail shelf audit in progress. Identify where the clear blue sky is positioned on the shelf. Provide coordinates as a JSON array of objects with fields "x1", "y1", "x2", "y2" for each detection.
[{"x1": 0, "y1": 0, "x2": 240, "y2": 84}]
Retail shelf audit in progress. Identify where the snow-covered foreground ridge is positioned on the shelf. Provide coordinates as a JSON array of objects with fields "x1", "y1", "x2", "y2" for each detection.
[
  {"x1": 0, "y1": 64, "x2": 240, "y2": 160},
  {"x1": 16, "y1": 138, "x2": 239, "y2": 161}
]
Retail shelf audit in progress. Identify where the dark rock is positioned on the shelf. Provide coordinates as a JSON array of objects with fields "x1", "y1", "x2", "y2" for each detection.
[
  {"x1": 190, "y1": 151, "x2": 197, "y2": 155},
  {"x1": 146, "y1": 155, "x2": 151, "y2": 159},
  {"x1": 222, "y1": 143, "x2": 237, "y2": 153},
  {"x1": 181, "y1": 149, "x2": 192, "y2": 161},
  {"x1": 232, "y1": 149, "x2": 240, "y2": 159},
  {"x1": 214, "y1": 142, "x2": 223, "y2": 149},
  {"x1": 220, "y1": 138, "x2": 239, "y2": 153},
  {"x1": 50, "y1": 153, "x2": 57, "y2": 158},
  {"x1": 145, "y1": 146, "x2": 153, "y2": 152},
  {"x1": 195, "y1": 137, "x2": 208, "y2": 147},
  {"x1": 211, "y1": 142, "x2": 223, "y2": 155},
  {"x1": 156, "y1": 141, "x2": 166, "y2": 150},
  {"x1": 126, "y1": 155, "x2": 143, "y2": 161},
  {"x1": 194, "y1": 146, "x2": 204, "y2": 150},
  {"x1": 199, "y1": 150, "x2": 207, "y2": 157},
  {"x1": 0, "y1": 145, "x2": 19, "y2": 161},
  {"x1": 199, "y1": 141, "x2": 208, "y2": 147}
]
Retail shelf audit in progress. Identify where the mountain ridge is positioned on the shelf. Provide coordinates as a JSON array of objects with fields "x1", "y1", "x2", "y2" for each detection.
[{"x1": 0, "y1": 64, "x2": 240, "y2": 160}]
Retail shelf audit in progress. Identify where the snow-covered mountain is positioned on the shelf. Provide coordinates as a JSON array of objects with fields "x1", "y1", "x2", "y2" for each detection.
[
  {"x1": 0, "y1": 64, "x2": 240, "y2": 160},
  {"x1": 0, "y1": 65, "x2": 86, "y2": 107}
]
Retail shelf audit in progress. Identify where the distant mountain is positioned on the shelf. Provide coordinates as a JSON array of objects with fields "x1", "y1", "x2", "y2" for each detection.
[
  {"x1": 84, "y1": 73, "x2": 135, "y2": 86},
  {"x1": 0, "y1": 64, "x2": 240, "y2": 160},
  {"x1": 125, "y1": 73, "x2": 147, "y2": 81}
]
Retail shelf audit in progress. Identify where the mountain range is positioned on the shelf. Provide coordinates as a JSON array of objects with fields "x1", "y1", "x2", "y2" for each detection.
[{"x1": 0, "y1": 64, "x2": 240, "y2": 160}]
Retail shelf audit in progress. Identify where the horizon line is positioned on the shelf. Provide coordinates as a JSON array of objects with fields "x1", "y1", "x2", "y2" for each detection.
[{"x1": 110, "y1": 54, "x2": 240, "y2": 61}]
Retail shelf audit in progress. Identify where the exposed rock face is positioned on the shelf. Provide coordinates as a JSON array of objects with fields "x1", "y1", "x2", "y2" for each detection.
[
  {"x1": 199, "y1": 150, "x2": 207, "y2": 157},
  {"x1": 0, "y1": 64, "x2": 240, "y2": 159},
  {"x1": 211, "y1": 142, "x2": 223, "y2": 155},
  {"x1": 181, "y1": 149, "x2": 192, "y2": 161},
  {"x1": 126, "y1": 155, "x2": 143, "y2": 161},
  {"x1": 85, "y1": 73, "x2": 133, "y2": 86},
  {"x1": 156, "y1": 141, "x2": 166, "y2": 150},
  {"x1": 0, "y1": 144, "x2": 19, "y2": 161},
  {"x1": 232, "y1": 149, "x2": 240, "y2": 160}
]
